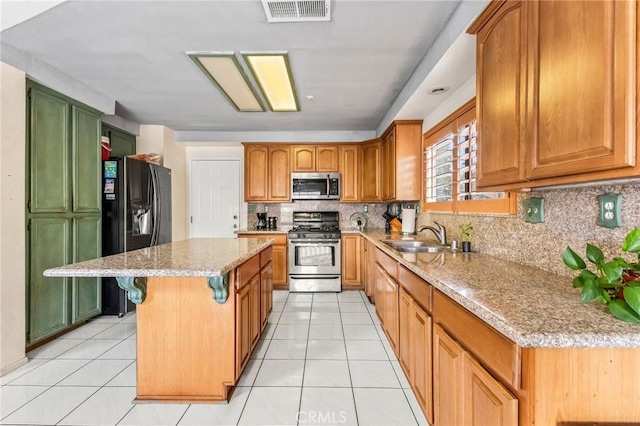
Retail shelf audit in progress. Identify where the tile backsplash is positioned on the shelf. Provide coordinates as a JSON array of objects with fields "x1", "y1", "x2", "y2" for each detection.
[
  {"x1": 247, "y1": 201, "x2": 388, "y2": 230},
  {"x1": 418, "y1": 181, "x2": 640, "y2": 277}
]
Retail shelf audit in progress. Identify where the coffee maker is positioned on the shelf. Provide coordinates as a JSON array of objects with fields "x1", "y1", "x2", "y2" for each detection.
[{"x1": 256, "y1": 213, "x2": 267, "y2": 230}]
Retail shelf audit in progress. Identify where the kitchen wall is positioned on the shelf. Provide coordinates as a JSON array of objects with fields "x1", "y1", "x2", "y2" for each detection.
[{"x1": 0, "y1": 62, "x2": 27, "y2": 374}]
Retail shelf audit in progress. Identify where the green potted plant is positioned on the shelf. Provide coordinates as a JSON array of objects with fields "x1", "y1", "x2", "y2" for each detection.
[
  {"x1": 562, "y1": 227, "x2": 640, "y2": 323},
  {"x1": 459, "y1": 223, "x2": 473, "y2": 252}
]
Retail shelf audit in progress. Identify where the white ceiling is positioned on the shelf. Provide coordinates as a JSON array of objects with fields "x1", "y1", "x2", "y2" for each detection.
[{"x1": 0, "y1": 0, "x2": 485, "y2": 142}]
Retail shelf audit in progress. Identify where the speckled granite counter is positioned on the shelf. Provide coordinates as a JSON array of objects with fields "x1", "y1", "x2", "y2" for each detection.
[
  {"x1": 44, "y1": 238, "x2": 274, "y2": 278},
  {"x1": 236, "y1": 228, "x2": 290, "y2": 234},
  {"x1": 360, "y1": 230, "x2": 640, "y2": 348}
]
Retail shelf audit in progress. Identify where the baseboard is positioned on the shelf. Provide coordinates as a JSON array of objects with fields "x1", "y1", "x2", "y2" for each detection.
[{"x1": 0, "y1": 356, "x2": 28, "y2": 377}]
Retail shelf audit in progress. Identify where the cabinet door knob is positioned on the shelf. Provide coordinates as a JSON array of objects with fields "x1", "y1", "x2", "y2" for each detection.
[
  {"x1": 233, "y1": 215, "x2": 238, "y2": 219},
  {"x1": 233, "y1": 224, "x2": 238, "y2": 228}
]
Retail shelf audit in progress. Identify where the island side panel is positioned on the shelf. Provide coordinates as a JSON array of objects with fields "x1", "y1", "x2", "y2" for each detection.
[
  {"x1": 136, "y1": 275, "x2": 236, "y2": 402},
  {"x1": 521, "y1": 347, "x2": 640, "y2": 424}
]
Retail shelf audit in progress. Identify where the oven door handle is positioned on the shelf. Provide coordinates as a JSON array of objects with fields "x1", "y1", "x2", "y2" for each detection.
[
  {"x1": 289, "y1": 275, "x2": 341, "y2": 280},
  {"x1": 289, "y1": 240, "x2": 341, "y2": 245}
]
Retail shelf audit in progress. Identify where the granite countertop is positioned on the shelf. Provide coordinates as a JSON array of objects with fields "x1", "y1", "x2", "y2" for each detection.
[
  {"x1": 236, "y1": 228, "x2": 291, "y2": 234},
  {"x1": 360, "y1": 230, "x2": 640, "y2": 348},
  {"x1": 44, "y1": 238, "x2": 274, "y2": 278}
]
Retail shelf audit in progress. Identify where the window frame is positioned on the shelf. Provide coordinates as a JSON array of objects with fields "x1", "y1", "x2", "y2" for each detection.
[{"x1": 422, "y1": 98, "x2": 516, "y2": 214}]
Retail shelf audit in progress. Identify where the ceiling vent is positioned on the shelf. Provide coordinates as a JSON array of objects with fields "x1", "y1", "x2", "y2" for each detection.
[{"x1": 262, "y1": 0, "x2": 331, "y2": 23}]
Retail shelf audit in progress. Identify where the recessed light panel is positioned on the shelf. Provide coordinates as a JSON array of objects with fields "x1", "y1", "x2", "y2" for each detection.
[
  {"x1": 189, "y1": 53, "x2": 264, "y2": 112},
  {"x1": 244, "y1": 53, "x2": 299, "y2": 112}
]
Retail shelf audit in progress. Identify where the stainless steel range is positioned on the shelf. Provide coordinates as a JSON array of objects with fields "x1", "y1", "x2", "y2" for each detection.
[{"x1": 288, "y1": 211, "x2": 341, "y2": 292}]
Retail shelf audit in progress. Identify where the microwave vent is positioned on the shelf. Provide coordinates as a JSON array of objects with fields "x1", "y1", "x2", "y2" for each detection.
[{"x1": 261, "y1": 0, "x2": 331, "y2": 23}]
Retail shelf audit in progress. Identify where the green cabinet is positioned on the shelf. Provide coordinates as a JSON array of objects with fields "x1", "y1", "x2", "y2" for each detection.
[
  {"x1": 102, "y1": 123, "x2": 136, "y2": 158},
  {"x1": 26, "y1": 81, "x2": 102, "y2": 345}
]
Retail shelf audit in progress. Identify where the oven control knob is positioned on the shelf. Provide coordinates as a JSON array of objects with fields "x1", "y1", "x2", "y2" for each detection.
[{"x1": 298, "y1": 233, "x2": 303, "y2": 239}]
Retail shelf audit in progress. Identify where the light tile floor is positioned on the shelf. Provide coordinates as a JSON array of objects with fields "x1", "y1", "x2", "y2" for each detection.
[{"x1": 0, "y1": 290, "x2": 429, "y2": 425}]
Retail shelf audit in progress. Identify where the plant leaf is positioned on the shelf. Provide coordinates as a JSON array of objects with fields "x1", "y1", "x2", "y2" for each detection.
[
  {"x1": 586, "y1": 244, "x2": 604, "y2": 266},
  {"x1": 563, "y1": 247, "x2": 586, "y2": 270},
  {"x1": 597, "y1": 276, "x2": 621, "y2": 288},
  {"x1": 623, "y1": 287, "x2": 640, "y2": 316},
  {"x1": 622, "y1": 228, "x2": 640, "y2": 253},
  {"x1": 608, "y1": 300, "x2": 640, "y2": 323},
  {"x1": 572, "y1": 276, "x2": 585, "y2": 288},
  {"x1": 581, "y1": 280, "x2": 600, "y2": 303},
  {"x1": 600, "y1": 289, "x2": 612, "y2": 303},
  {"x1": 580, "y1": 269, "x2": 598, "y2": 281},
  {"x1": 602, "y1": 261, "x2": 623, "y2": 283}
]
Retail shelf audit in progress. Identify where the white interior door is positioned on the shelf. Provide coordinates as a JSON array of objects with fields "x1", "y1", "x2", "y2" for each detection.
[{"x1": 189, "y1": 159, "x2": 240, "y2": 238}]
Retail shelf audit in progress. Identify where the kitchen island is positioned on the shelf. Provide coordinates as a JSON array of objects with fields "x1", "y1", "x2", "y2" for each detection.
[{"x1": 44, "y1": 238, "x2": 274, "y2": 403}]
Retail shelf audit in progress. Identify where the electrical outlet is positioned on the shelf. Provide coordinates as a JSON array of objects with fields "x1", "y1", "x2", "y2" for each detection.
[
  {"x1": 523, "y1": 197, "x2": 544, "y2": 223},
  {"x1": 363, "y1": 204, "x2": 369, "y2": 213},
  {"x1": 248, "y1": 203, "x2": 256, "y2": 213},
  {"x1": 598, "y1": 193, "x2": 622, "y2": 228},
  {"x1": 264, "y1": 204, "x2": 269, "y2": 213}
]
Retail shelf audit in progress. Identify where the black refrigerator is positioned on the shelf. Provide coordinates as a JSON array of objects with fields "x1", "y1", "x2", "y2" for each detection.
[{"x1": 101, "y1": 157, "x2": 172, "y2": 316}]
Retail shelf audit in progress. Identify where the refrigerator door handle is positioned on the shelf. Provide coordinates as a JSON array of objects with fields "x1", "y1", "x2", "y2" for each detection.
[{"x1": 150, "y1": 165, "x2": 160, "y2": 246}]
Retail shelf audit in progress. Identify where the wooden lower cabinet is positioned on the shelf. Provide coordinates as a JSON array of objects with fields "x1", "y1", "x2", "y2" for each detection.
[
  {"x1": 434, "y1": 325, "x2": 465, "y2": 426},
  {"x1": 434, "y1": 325, "x2": 517, "y2": 426},
  {"x1": 238, "y1": 234, "x2": 287, "y2": 289},
  {"x1": 379, "y1": 265, "x2": 399, "y2": 355},
  {"x1": 260, "y1": 260, "x2": 273, "y2": 330},
  {"x1": 236, "y1": 282, "x2": 252, "y2": 377},
  {"x1": 341, "y1": 234, "x2": 362, "y2": 289},
  {"x1": 464, "y1": 352, "x2": 518, "y2": 426},
  {"x1": 399, "y1": 287, "x2": 434, "y2": 424}
]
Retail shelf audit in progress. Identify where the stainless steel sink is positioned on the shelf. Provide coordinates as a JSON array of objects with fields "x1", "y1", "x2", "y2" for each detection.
[{"x1": 380, "y1": 239, "x2": 450, "y2": 253}]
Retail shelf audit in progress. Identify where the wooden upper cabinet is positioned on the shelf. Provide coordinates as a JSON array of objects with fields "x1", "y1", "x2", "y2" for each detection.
[
  {"x1": 360, "y1": 138, "x2": 382, "y2": 201},
  {"x1": 382, "y1": 128, "x2": 396, "y2": 200},
  {"x1": 470, "y1": 0, "x2": 638, "y2": 189},
  {"x1": 291, "y1": 146, "x2": 315, "y2": 171},
  {"x1": 471, "y1": 0, "x2": 527, "y2": 188},
  {"x1": 268, "y1": 146, "x2": 290, "y2": 201},
  {"x1": 339, "y1": 145, "x2": 359, "y2": 201},
  {"x1": 291, "y1": 145, "x2": 339, "y2": 172},
  {"x1": 316, "y1": 146, "x2": 339, "y2": 171},
  {"x1": 244, "y1": 145, "x2": 269, "y2": 201},
  {"x1": 243, "y1": 144, "x2": 290, "y2": 202},
  {"x1": 379, "y1": 120, "x2": 422, "y2": 201},
  {"x1": 525, "y1": 0, "x2": 636, "y2": 180}
]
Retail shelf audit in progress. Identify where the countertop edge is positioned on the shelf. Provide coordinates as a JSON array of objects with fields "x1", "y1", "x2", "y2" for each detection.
[{"x1": 44, "y1": 238, "x2": 274, "y2": 278}]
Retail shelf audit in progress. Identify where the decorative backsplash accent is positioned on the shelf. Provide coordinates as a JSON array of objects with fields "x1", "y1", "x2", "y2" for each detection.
[{"x1": 418, "y1": 181, "x2": 640, "y2": 277}]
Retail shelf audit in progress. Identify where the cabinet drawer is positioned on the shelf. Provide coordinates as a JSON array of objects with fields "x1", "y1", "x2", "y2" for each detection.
[
  {"x1": 398, "y1": 265, "x2": 432, "y2": 313},
  {"x1": 433, "y1": 290, "x2": 520, "y2": 389},
  {"x1": 237, "y1": 254, "x2": 260, "y2": 289},
  {"x1": 260, "y1": 246, "x2": 273, "y2": 267},
  {"x1": 375, "y1": 248, "x2": 397, "y2": 279}
]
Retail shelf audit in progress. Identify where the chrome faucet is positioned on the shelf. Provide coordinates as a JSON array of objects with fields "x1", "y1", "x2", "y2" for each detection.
[{"x1": 418, "y1": 221, "x2": 447, "y2": 245}]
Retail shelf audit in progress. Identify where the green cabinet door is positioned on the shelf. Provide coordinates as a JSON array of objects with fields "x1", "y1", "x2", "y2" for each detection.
[
  {"x1": 72, "y1": 106, "x2": 101, "y2": 213},
  {"x1": 29, "y1": 88, "x2": 70, "y2": 213},
  {"x1": 72, "y1": 215, "x2": 102, "y2": 323},
  {"x1": 28, "y1": 217, "x2": 71, "y2": 343},
  {"x1": 103, "y1": 123, "x2": 136, "y2": 157}
]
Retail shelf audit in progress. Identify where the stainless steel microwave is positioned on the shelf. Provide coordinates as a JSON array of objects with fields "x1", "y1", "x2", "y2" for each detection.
[{"x1": 291, "y1": 172, "x2": 340, "y2": 200}]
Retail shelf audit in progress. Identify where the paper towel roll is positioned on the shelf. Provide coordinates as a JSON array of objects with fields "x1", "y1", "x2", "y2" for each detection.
[{"x1": 401, "y1": 208, "x2": 416, "y2": 233}]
